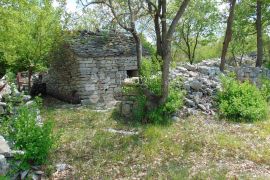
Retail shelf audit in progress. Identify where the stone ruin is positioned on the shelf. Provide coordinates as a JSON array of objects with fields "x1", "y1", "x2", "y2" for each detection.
[{"x1": 44, "y1": 31, "x2": 148, "y2": 108}]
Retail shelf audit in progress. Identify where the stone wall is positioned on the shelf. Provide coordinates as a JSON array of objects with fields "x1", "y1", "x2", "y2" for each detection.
[
  {"x1": 77, "y1": 56, "x2": 137, "y2": 107},
  {"x1": 44, "y1": 46, "x2": 80, "y2": 104},
  {"x1": 44, "y1": 53, "x2": 138, "y2": 107},
  {"x1": 231, "y1": 66, "x2": 270, "y2": 84}
]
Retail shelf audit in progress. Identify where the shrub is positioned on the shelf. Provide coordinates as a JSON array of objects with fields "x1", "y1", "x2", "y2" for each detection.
[
  {"x1": 259, "y1": 77, "x2": 270, "y2": 101},
  {"x1": 133, "y1": 93, "x2": 147, "y2": 122},
  {"x1": 218, "y1": 76, "x2": 267, "y2": 122},
  {"x1": 127, "y1": 58, "x2": 184, "y2": 124},
  {"x1": 11, "y1": 102, "x2": 55, "y2": 165},
  {"x1": 140, "y1": 57, "x2": 162, "y2": 95}
]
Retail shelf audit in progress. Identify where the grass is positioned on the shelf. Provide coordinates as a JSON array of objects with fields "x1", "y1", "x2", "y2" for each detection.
[{"x1": 41, "y1": 100, "x2": 270, "y2": 179}]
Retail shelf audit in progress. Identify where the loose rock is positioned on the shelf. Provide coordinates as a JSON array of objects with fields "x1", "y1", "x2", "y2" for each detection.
[
  {"x1": 0, "y1": 136, "x2": 11, "y2": 156},
  {"x1": 0, "y1": 155, "x2": 8, "y2": 175}
]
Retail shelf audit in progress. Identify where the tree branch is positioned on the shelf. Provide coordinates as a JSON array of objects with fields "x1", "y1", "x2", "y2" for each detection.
[{"x1": 167, "y1": 0, "x2": 190, "y2": 41}]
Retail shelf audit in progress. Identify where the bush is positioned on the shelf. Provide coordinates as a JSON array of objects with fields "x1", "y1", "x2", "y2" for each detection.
[
  {"x1": 218, "y1": 76, "x2": 267, "y2": 122},
  {"x1": 259, "y1": 77, "x2": 270, "y2": 101},
  {"x1": 140, "y1": 57, "x2": 162, "y2": 95},
  {"x1": 133, "y1": 93, "x2": 147, "y2": 122},
  {"x1": 127, "y1": 58, "x2": 184, "y2": 124},
  {"x1": 11, "y1": 103, "x2": 55, "y2": 165}
]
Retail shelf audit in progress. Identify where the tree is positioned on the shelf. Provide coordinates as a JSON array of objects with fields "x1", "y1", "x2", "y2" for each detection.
[
  {"x1": 173, "y1": 0, "x2": 220, "y2": 64},
  {"x1": 146, "y1": 0, "x2": 190, "y2": 104},
  {"x1": 256, "y1": 0, "x2": 263, "y2": 67},
  {"x1": 229, "y1": 0, "x2": 256, "y2": 65},
  {"x1": 220, "y1": 0, "x2": 237, "y2": 72},
  {"x1": 0, "y1": 0, "x2": 63, "y2": 90}
]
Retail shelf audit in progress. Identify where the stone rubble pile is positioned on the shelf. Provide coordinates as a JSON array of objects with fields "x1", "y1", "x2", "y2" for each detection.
[
  {"x1": 0, "y1": 75, "x2": 44, "y2": 177},
  {"x1": 0, "y1": 75, "x2": 32, "y2": 116},
  {"x1": 170, "y1": 58, "x2": 270, "y2": 117},
  {"x1": 171, "y1": 60, "x2": 221, "y2": 116}
]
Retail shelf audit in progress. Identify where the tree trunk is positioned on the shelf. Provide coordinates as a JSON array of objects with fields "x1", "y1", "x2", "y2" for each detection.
[
  {"x1": 160, "y1": 41, "x2": 171, "y2": 104},
  {"x1": 220, "y1": 0, "x2": 236, "y2": 72},
  {"x1": 132, "y1": 32, "x2": 142, "y2": 77},
  {"x1": 154, "y1": 14, "x2": 163, "y2": 57},
  {"x1": 256, "y1": 0, "x2": 263, "y2": 67},
  {"x1": 28, "y1": 67, "x2": 33, "y2": 94},
  {"x1": 146, "y1": 0, "x2": 190, "y2": 105}
]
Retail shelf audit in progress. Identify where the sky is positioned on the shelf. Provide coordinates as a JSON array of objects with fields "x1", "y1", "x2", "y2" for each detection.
[
  {"x1": 53, "y1": 0, "x2": 78, "y2": 13},
  {"x1": 55, "y1": 0, "x2": 228, "y2": 14}
]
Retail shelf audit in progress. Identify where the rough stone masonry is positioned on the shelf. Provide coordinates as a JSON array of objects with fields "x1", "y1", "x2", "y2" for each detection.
[{"x1": 44, "y1": 31, "x2": 148, "y2": 108}]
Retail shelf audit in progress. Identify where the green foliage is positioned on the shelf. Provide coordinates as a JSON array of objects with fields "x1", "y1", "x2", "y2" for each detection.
[
  {"x1": 0, "y1": 0, "x2": 63, "y2": 73},
  {"x1": 172, "y1": 0, "x2": 220, "y2": 64},
  {"x1": 218, "y1": 76, "x2": 267, "y2": 122},
  {"x1": 259, "y1": 77, "x2": 270, "y2": 101},
  {"x1": 11, "y1": 104, "x2": 55, "y2": 165},
  {"x1": 146, "y1": 88, "x2": 184, "y2": 124},
  {"x1": 127, "y1": 58, "x2": 184, "y2": 124},
  {"x1": 195, "y1": 41, "x2": 223, "y2": 61},
  {"x1": 228, "y1": 0, "x2": 256, "y2": 59},
  {"x1": 0, "y1": 88, "x2": 55, "y2": 167},
  {"x1": 140, "y1": 57, "x2": 162, "y2": 95},
  {"x1": 141, "y1": 35, "x2": 156, "y2": 56},
  {"x1": 5, "y1": 70, "x2": 15, "y2": 84},
  {"x1": 133, "y1": 93, "x2": 147, "y2": 122},
  {"x1": 163, "y1": 88, "x2": 184, "y2": 114}
]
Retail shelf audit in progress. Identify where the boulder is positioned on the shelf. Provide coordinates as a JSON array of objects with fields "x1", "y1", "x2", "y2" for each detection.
[
  {"x1": 198, "y1": 104, "x2": 207, "y2": 111},
  {"x1": 176, "y1": 66, "x2": 188, "y2": 73},
  {"x1": 0, "y1": 106, "x2": 4, "y2": 115},
  {"x1": 0, "y1": 83, "x2": 11, "y2": 101},
  {"x1": 184, "y1": 64, "x2": 197, "y2": 71},
  {"x1": 123, "y1": 77, "x2": 139, "y2": 86},
  {"x1": 189, "y1": 79, "x2": 202, "y2": 91},
  {"x1": 0, "y1": 102, "x2": 7, "y2": 107},
  {"x1": 172, "y1": 116, "x2": 180, "y2": 122},
  {"x1": 185, "y1": 98, "x2": 196, "y2": 107},
  {"x1": 0, "y1": 155, "x2": 8, "y2": 175},
  {"x1": 197, "y1": 66, "x2": 210, "y2": 75},
  {"x1": 23, "y1": 95, "x2": 32, "y2": 102},
  {"x1": 0, "y1": 136, "x2": 11, "y2": 156},
  {"x1": 121, "y1": 102, "x2": 132, "y2": 116}
]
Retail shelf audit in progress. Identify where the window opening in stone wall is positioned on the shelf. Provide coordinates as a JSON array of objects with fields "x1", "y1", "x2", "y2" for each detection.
[{"x1": 127, "y1": 70, "x2": 138, "y2": 78}]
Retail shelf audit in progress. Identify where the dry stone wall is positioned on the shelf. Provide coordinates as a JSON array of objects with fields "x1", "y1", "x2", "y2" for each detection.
[
  {"x1": 44, "y1": 54, "x2": 138, "y2": 108},
  {"x1": 44, "y1": 46, "x2": 80, "y2": 104},
  {"x1": 171, "y1": 59, "x2": 270, "y2": 116},
  {"x1": 77, "y1": 56, "x2": 137, "y2": 107}
]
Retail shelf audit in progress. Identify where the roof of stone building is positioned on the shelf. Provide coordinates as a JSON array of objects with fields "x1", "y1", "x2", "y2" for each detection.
[{"x1": 69, "y1": 30, "x2": 149, "y2": 58}]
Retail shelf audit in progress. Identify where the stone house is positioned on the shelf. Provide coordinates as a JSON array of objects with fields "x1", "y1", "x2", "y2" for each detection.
[{"x1": 44, "y1": 31, "x2": 146, "y2": 107}]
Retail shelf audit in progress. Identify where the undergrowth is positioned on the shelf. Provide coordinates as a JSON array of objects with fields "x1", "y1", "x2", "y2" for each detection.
[
  {"x1": 123, "y1": 57, "x2": 184, "y2": 124},
  {"x1": 218, "y1": 75, "x2": 268, "y2": 122}
]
